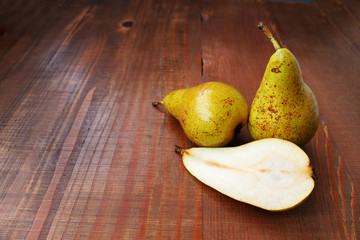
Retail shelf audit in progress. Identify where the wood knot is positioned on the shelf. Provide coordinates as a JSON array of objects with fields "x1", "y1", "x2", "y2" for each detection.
[
  {"x1": 122, "y1": 21, "x2": 133, "y2": 28},
  {"x1": 115, "y1": 19, "x2": 134, "y2": 33}
]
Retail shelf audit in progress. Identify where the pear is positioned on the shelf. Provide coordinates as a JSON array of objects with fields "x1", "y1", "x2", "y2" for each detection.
[
  {"x1": 176, "y1": 138, "x2": 315, "y2": 211},
  {"x1": 153, "y1": 82, "x2": 248, "y2": 147},
  {"x1": 248, "y1": 22, "x2": 319, "y2": 146}
]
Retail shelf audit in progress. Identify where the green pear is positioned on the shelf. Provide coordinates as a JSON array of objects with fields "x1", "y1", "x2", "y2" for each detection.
[
  {"x1": 153, "y1": 82, "x2": 248, "y2": 147},
  {"x1": 248, "y1": 22, "x2": 319, "y2": 146},
  {"x1": 176, "y1": 138, "x2": 315, "y2": 211}
]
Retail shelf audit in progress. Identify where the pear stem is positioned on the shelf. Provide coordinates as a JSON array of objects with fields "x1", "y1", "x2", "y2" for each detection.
[
  {"x1": 257, "y1": 22, "x2": 281, "y2": 51},
  {"x1": 152, "y1": 101, "x2": 164, "y2": 106},
  {"x1": 175, "y1": 145, "x2": 184, "y2": 155}
]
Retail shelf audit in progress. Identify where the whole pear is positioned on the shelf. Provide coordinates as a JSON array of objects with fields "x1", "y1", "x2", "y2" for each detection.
[
  {"x1": 153, "y1": 82, "x2": 248, "y2": 147},
  {"x1": 248, "y1": 23, "x2": 319, "y2": 146}
]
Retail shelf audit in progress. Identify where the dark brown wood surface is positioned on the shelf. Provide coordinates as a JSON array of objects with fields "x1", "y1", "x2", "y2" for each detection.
[{"x1": 0, "y1": 0, "x2": 359, "y2": 239}]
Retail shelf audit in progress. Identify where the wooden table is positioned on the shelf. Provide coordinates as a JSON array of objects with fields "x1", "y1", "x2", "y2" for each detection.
[{"x1": 1, "y1": 0, "x2": 359, "y2": 239}]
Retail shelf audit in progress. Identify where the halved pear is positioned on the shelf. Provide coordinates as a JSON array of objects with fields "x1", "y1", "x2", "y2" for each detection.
[{"x1": 177, "y1": 138, "x2": 314, "y2": 211}]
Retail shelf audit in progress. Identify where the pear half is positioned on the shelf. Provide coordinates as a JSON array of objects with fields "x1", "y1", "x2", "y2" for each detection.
[{"x1": 177, "y1": 138, "x2": 314, "y2": 211}]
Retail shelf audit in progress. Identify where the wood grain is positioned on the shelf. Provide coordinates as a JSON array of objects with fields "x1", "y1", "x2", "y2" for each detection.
[{"x1": 0, "y1": 0, "x2": 359, "y2": 239}]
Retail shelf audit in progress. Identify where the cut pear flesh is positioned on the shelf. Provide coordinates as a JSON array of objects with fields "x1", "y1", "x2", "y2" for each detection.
[{"x1": 179, "y1": 138, "x2": 314, "y2": 211}]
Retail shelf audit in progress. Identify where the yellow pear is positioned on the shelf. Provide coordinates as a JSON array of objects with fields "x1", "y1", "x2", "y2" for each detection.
[
  {"x1": 248, "y1": 22, "x2": 319, "y2": 146},
  {"x1": 153, "y1": 82, "x2": 248, "y2": 147}
]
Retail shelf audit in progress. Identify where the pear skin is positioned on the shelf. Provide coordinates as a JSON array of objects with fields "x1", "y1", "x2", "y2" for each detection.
[
  {"x1": 153, "y1": 82, "x2": 248, "y2": 147},
  {"x1": 248, "y1": 23, "x2": 319, "y2": 146}
]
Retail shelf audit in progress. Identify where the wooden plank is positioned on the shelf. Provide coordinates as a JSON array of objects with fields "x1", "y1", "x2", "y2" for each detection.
[
  {"x1": 0, "y1": 0, "x2": 144, "y2": 239},
  {"x1": 262, "y1": 3, "x2": 359, "y2": 239},
  {"x1": 200, "y1": 0, "x2": 359, "y2": 239},
  {"x1": 0, "y1": 0, "x2": 358, "y2": 239}
]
